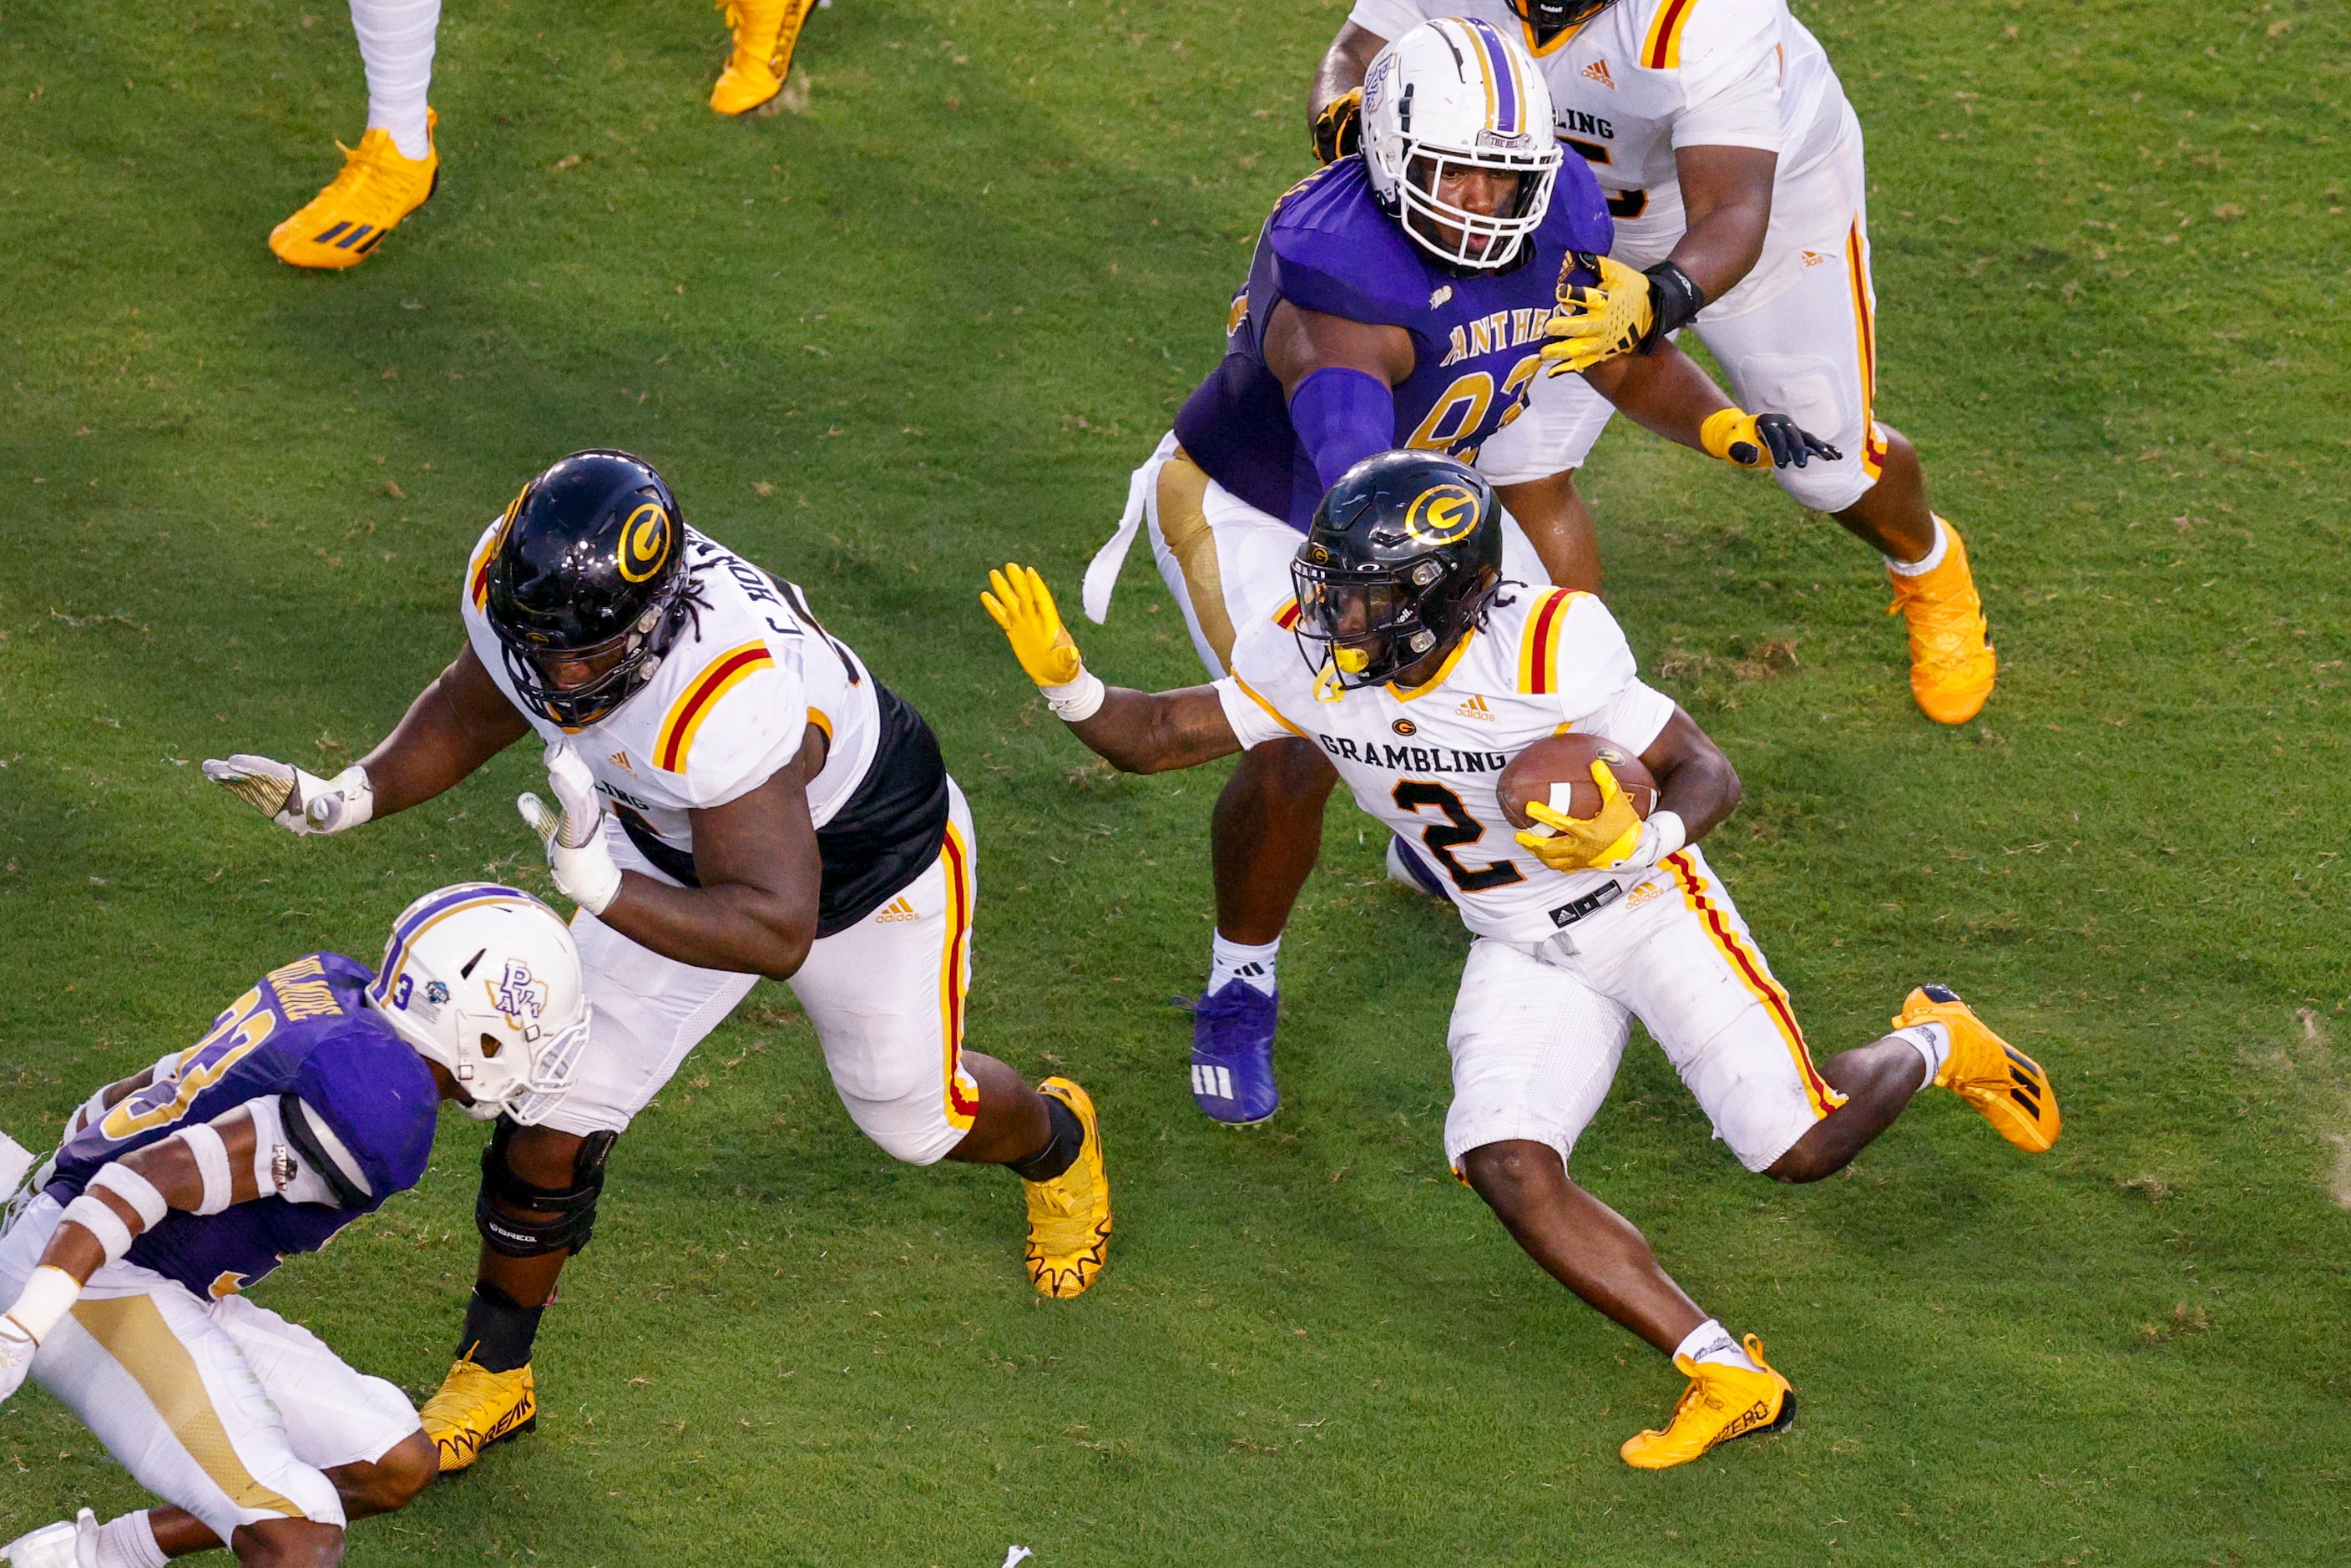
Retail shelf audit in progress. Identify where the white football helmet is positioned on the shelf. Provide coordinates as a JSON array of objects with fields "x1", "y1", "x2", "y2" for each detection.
[
  {"x1": 367, "y1": 883, "x2": 592, "y2": 1125},
  {"x1": 1361, "y1": 18, "x2": 1562, "y2": 271}
]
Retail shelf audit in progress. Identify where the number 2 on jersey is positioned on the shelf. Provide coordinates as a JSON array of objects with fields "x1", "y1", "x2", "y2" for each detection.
[{"x1": 1392, "y1": 781, "x2": 1525, "y2": 893}]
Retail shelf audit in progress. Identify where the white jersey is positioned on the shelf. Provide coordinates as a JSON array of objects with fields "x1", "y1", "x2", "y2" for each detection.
[
  {"x1": 1348, "y1": 0, "x2": 1858, "y2": 316},
  {"x1": 462, "y1": 521, "x2": 952, "y2": 935},
  {"x1": 1214, "y1": 584, "x2": 1676, "y2": 944}
]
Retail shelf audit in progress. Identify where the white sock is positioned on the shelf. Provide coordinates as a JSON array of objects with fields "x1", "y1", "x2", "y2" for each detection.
[
  {"x1": 1885, "y1": 516, "x2": 1950, "y2": 577},
  {"x1": 96, "y1": 1511, "x2": 167, "y2": 1568},
  {"x1": 1891, "y1": 1020, "x2": 1951, "y2": 1084},
  {"x1": 1207, "y1": 933, "x2": 1279, "y2": 997},
  {"x1": 351, "y1": 0, "x2": 441, "y2": 159},
  {"x1": 1672, "y1": 1318, "x2": 1761, "y2": 1373}
]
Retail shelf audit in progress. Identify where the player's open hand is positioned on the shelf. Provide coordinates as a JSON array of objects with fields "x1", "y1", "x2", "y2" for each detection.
[
  {"x1": 202, "y1": 754, "x2": 373, "y2": 835},
  {"x1": 0, "y1": 1318, "x2": 36, "y2": 1404},
  {"x1": 1541, "y1": 252, "x2": 1655, "y2": 375},
  {"x1": 1514, "y1": 759, "x2": 1646, "y2": 873},
  {"x1": 518, "y1": 741, "x2": 622, "y2": 916},
  {"x1": 1701, "y1": 409, "x2": 1841, "y2": 470},
  {"x1": 982, "y1": 564, "x2": 1085, "y2": 688}
]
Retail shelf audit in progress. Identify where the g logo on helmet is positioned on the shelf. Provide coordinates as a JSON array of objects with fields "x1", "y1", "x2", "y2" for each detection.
[
  {"x1": 617, "y1": 503, "x2": 672, "y2": 584},
  {"x1": 1403, "y1": 483, "x2": 1479, "y2": 546}
]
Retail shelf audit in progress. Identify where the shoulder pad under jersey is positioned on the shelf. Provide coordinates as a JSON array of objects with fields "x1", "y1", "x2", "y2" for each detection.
[
  {"x1": 288, "y1": 1012, "x2": 438, "y2": 1204},
  {"x1": 1539, "y1": 158, "x2": 1618, "y2": 264},
  {"x1": 1265, "y1": 161, "x2": 1443, "y2": 330}
]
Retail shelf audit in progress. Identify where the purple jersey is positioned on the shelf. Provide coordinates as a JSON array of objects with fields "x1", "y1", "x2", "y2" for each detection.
[
  {"x1": 46, "y1": 952, "x2": 437, "y2": 1301},
  {"x1": 1172, "y1": 156, "x2": 1615, "y2": 527}
]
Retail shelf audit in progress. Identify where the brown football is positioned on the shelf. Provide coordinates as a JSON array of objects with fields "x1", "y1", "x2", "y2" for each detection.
[{"x1": 1496, "y1": 732, "x2": 1660, "y2": 832}]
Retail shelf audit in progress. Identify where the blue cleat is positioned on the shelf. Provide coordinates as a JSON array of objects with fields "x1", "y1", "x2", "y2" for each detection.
[{"x1": 1189, "y1": 982, "x2": 1280, "y2": 1124}]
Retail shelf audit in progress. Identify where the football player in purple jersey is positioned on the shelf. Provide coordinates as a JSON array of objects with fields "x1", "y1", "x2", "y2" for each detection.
[
  {"x1": 0, "y1": 887, "x2": 584, "y2": 1568},
  {"x1": 1079, "y1": 17, "x2": 1830, "y2": 1126}
]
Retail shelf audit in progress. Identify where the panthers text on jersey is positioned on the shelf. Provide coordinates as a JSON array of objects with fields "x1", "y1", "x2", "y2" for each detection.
[
  {"x1": 1214, "y1": 584, "x2": 1677, "y2": 944},
  {"x1": 1171, "y1": 156, "x2": 1611, "y2": 529},
  {"x1": 464, "y1": 521, "x2": 951, "y2": 935},
  {"x1": 43, "y1": 953, "x2": 436, "y2": 1301},
  {"x1": 1348, "y1": 0, "x2": 1857, "y2": 318}
]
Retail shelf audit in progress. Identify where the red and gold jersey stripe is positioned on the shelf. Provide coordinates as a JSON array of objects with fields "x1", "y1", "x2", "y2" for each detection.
[
  {"x1": 938, "y1": 819, "x2": 980, "y2": 1130},
  {"x1": 1845, "y1": 218, "x2": 1888, "y2": 479},
  {"x1": 1271, "y1": 597, "x2": 1302, "y2": 631},
  {"x1": 654, "y1": 641, "x2": 773, "y2": 774},
  {"x1": 1517, "y1": 588, "x2": 1589, "y2": 695},
  {"x1": 1642, "y1": 0, "x2": 1700, "y2": 68},
  {"x1": 1661, "y1": 852, "x2": 1845, "y2": 1118}
]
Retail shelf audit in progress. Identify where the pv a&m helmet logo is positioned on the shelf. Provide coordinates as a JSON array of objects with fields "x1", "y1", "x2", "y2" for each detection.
[
  {"x1": 1403, "y1": 483, "x2": 1479, "y2": 546},
  {"x1": 617, "y1": 503, "x2": 672, "y2": 584},
  {"x1": 489, "y1": 960, "x2": 549, "y2": 1030}
]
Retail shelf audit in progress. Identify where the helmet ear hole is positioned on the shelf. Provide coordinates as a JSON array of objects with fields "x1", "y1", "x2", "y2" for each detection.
[{"x1": 478, "y1": 1033, "x2": 504, "y2": 1059}]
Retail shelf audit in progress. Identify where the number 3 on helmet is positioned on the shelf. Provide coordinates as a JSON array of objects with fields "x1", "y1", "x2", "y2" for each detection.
[
  {"x1": 1360, "y1": 18, "x2": 1563, "y2": 272},
  {"x1": 369, "y1": 884, "x2": 594, "y2": 1125}
]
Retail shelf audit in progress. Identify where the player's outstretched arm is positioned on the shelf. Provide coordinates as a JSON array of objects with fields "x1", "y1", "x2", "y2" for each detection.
[
  {"x1": 982, "y1": 564, "x2": 1243, "y2": 775},
  {"x1": 1579, "y1": 342, "x2": 1840, "y2": 473},
  {"x1": 204, "y1": 643, "x2": 528, "y2": 834},
  {"x1": 0, "y1": 1110, "x2": 268, "y2": 1400}
]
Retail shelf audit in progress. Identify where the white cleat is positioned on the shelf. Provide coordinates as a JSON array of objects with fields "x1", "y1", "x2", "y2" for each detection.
[{"x1": 2, "y1": 1508, "x2": 96, "y2": 1568}]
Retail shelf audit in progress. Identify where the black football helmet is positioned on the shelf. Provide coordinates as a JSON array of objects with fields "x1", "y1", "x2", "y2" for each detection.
[
  {"x1": 1291, "y1": 450, "x2": 1504, "y2": 690},
  {"x1": 483, "y1": 449, "x2": 691, "y2": 728},
  {"x1": 1504, "y1": 0, "x2": 1620, "y2": 39}
]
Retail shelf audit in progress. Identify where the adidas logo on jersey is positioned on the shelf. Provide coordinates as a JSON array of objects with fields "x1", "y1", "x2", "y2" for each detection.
[
  {"x1": 1581, "y1": 58, "x2": 1615, "y2": 89},
  {"x1": 1455, "y1": 693, "x2": 1496, "y2": 721},
  {"x1": 875, "y1": 896, "x2": 919, "y2": 923},
  {"x1": 609, "y1": 749, "x2": 637, "y2": 775}
]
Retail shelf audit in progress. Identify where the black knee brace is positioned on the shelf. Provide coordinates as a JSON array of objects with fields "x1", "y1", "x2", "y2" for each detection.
[{"x1": 474, "y1": 1116, "x2": 618, "y2": 1259}]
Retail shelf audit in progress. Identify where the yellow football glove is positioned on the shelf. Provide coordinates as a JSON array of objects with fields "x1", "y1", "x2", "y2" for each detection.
[
  {"x1": 1540, "y1": 252, "x2": 1656, "y2": 376},
  {"x1": 1513, "y1": 759, "x2": 1646, "y2": 873},
  {"x1": 1699, "y1": 408, "x2": 1843, "y2": 470},
  {"x1": 981, "y1": 564, "x2": 1084, "y2": 688}
]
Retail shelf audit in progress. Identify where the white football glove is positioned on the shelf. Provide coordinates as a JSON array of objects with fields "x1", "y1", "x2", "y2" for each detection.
[
  {"x1": 202, "y1": 755, "x2": 374, "y2": 836},
  {"x1": 0, "y1": 1509, "x2": 98, "y2": 1568},
  {"x1": 518, "y1": 741, "x2": 623, "y2": 916},
  {"x1": 0, "y1": 1320, "x2": 33, "y2": 1405}
]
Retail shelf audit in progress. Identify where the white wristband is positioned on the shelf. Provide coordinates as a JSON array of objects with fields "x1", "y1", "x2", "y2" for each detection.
[
  {"x1": 179, "y1": 1125, "x2": 235, "y2": 1216},
  {"x1": 60, "y1": 1195, "x2": 137, "y2": 1266},
  {"x1": 1605, "y1": 809, "x2": 1687, "y2": 873},
  {"x1": 87, "y1": 1165, "x2": 169, "y2": 1230},
  {"x1": 3, "y1": 1266, "x2": 83, "y2": 1345},
  {"x1": 1043, "y1": 669, "x2": 1106, "y2": 723}
]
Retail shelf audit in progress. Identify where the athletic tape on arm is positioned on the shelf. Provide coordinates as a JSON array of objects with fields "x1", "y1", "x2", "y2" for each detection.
[{"x1": 178, "y1": 1123, "x2": 236, "y2": 1216}]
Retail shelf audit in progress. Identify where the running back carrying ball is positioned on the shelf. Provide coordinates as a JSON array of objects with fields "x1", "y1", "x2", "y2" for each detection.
[{"x1": 1497, "y1": 732, "x2": 1659, "y2": 832}]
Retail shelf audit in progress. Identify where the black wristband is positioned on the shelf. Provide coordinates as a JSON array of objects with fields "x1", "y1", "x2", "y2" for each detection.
[{"x1": 1637, "y1": 261, "x2": 1708, "y2": 353}]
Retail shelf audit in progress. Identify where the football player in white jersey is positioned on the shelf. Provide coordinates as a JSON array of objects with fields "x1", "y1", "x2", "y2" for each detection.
[
  {"x1": 1311, "y1": 0, "x2": 2000, "y2": 728},
  {"x1": 201, "y1": 450, "x2": 1110, "y2": 1475},
  {"x1": 983, "y1": 452, "x2": 2057, "y2": 1468}
]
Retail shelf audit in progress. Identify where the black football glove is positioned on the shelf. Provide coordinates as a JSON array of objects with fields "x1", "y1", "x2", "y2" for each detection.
[
  {"x1": 1312, "y1": 89, "x2": 1362, "y2": 166},
  {"x1": 1701, "y1": 410, "x2": 1842, "y2": 470}
]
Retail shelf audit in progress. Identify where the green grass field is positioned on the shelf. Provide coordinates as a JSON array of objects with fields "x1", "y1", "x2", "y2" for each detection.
[{"x1": 3, "y1": 0, "x2": 2349, "y2": 1560}]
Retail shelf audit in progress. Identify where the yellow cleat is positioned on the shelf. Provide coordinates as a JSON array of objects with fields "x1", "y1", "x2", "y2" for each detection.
[
  {"x1": 1886, "y1": 517, "x2": 1996, "y2": 726},
  {"x1": 1894, "y1": 984, "x2": 2060, "y2": 1153},
  {"x1": 418, "y1": 1356, "x2": 535, "y2": 1474},
  {"x1": 1620, "y1": 1337, "x2": 1795, "y2": 1470},
  {"x1": 710, "y1": 0, "x2": 822, "y2": 115},
  {"x1": 1024, "y1": 1078, "x2": 1110, "y2": 1299},
  {"x1": 268, "y1": 111, "x2": 439, "y2": 271}
]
